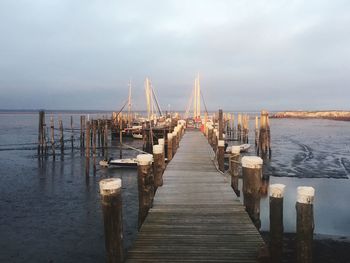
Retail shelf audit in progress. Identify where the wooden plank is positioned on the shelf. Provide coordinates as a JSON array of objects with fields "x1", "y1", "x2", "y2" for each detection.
[{"x1": 126, "y1": 130, "x2": 265, "y2": 262}]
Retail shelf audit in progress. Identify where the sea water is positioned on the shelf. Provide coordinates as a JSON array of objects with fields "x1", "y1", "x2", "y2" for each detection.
[{"x1": 0, "y1": 112, "x2": 349, "y2": 262}]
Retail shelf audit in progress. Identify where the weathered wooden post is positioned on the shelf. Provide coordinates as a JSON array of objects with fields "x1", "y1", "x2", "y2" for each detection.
[
  {"x1": 50, "y1": 116, "x2": 55, "y2": 159},
  {"x1": 231, "y1": 113, "x2": 235, "y2": 139},
  {"x1": 269, "y1": 184, "x2": 286, "y2": 263},
  {"x1": 218, "y1": 109, "x2": 224, "y2": 140},
  {"x1": 296, "y1": 186, "x2": 315, "y2": 263},
  {"x1": 242, "y1": 115, "x2": 249, "y2": 143},
  {"x1": 257, "y1": 110, "x2": 271, "y2": 159},
  {"x1": 99, "y1": 178, "x2": 124, "y2": 263},
  {"x1": 153, "y1": 145, "x2": 163, "y2": 190},
  {"x1": 208, "y1": 126, "x2": 213, "y2": 146},
  {"x1": 137, "y1": 154, "x2": 154, "y2": 230},
  {"x1": 92, "y1": 120, "x2": 97, "y2": 174},
  {"x1": 104, "y1": 121, "x2": 109, "y2": 159},
  {"x1": 172, "y1": 130, "x2": 177, "y2": 156},
  {"x1": 38, "y1": 110, "x2": 45, "y2": 156},
  {"x1": 97, "y1": 119, "x2": 101, "y2": 150},
  {"x1": 70, "y1": 116, "x2": 74, "y2": 151},
  {"x1": 59, "y1": 117, "x2": 64, "y2": 156},
  {"x1": 212, "y1": 128, "x2": 218, "y2": 152},
  {"x1": 230, "y1": 146, "x2": 241, "y2": 196},
  {"x1": 158, "y1": 138, "x2": 166, "y2": 173},
  {"x1": 167, "y1": 133, "x2": 173, "y2": 162},
  {"x1": 237, "y1": 113, "x2": 242, "y2": 141},
  {"x1": 218, "y1": 140, "x2": 225, "y2": 172},
  {"x1": 80, "y1": 115, "x2": 85, "y2": 149},
  {"x1": 85, "y1": 121, "x2": 90, "y2": 177},
  {"x1": 255, "y1": 116, "x2": 259, "y2": 148},
  {"x1": 242, "y1": 156, "x2": 263, "y2": 229},
  {"x1": 119, "y1": 115, "x2": 123, "y2": 159}
]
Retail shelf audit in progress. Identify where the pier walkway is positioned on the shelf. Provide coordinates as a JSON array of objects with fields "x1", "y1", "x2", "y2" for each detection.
[{"x1": 126, "y1": 130, "x2": 265, "y2": 262}]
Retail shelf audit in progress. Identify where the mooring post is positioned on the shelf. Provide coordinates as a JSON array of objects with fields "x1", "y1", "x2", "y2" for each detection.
[
  {"x1": 296, "y1": 186, "x2": 315, "y2": 263},
  {"x1": 59, "y1": 117, "x2": 64, "y2": 156},
  {"x1": 50, "y1": 116, "x2": 55, "y2": 159},
  {"x1": 153, "y1": 145, "x2": 164, "y2": 190},
  {"x1": 255, "y1": 116, "x2": 259, "y2": 148},
  {"x1": 167, "y1": 133, "x2": 173, "y2": 162},
  {"x1": 137, "y1": 154, "x2": 154, "y2": 230},
  {"x1": 218, "y1": 109, "x2": 223, "y2": 140},
  {"x1": 230, "y1": 146, "x2": 241, "y2": 196},
  {"x1": 85, "y1": 121, "x2": 90, "y2": 177},
  {"x1": 119, "y1": 116, "x2": 123, "y2": 159},
  {"x1": 92, "y1": 120, "x2": 97, "y2": 174},
  {"x1": 212, "y1": 128, "x2": 218, "y2": 152},
  {"x1": 258, "y1": 110, "x2": 271, "y2": 159},
  {"x1": 243, "y1": 115, "x2": 249, "y2": 143},
  {"x1": 158, "y1": 138, "x2": 166, "y2": 172},
  {"x1": 269, "y1": 184, "x2": 286, "y2": 263},
  {"x1": 242, "y1": 156, "x2": 263, "y2": 229},
  {"x1": 70, "y1": 116, "x2": 74, "y2": 151},
  {"x1": 80, "y1": 115, "x2": 85, "y2": 149},
  {"x1": 38, "y1": 110, "x2": 45, "y2": 156},
  {"x1": 208, "y1": 126, "x2": 213, "y2": 146},
  {"x1": 172, "y1": 130, "x2": 177, "y2": 156},
  {"x1": 99, "y1": 178, "x2": 124, "y2": 263},
  {"x1": 218, "y1": 139, "x2": 225, "y2": 172},
  {"x1": 237, "y1": 113, "x2": 242, "y2": 141},
  {"x1": 104, "y1": 121, "x2": 109, "y2": 159}
]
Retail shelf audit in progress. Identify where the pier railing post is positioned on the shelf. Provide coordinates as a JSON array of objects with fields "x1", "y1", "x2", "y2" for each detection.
[
  {"x1": 296, "y1": 186, "x2": 315, "y2": 263},
  {"x1": 230, "y1": 146, "x2": 241, "y2": 196},
  {"x1": 269, "y1": 184, "x2": 285, "y2": 263},
  {"x1": 137, "y1": 154, "x2": 154, "y2": 230},
  {"x1": 218, "y1": 140, "x2": 225, "y2": 172},
  {"x1": 99, "y1": 178, "x2": 124, "y2": 263},
  {"x1": 153, "y1": 145, "x2": 164, "y2": 190},
  {"x1": 242, "y1": 156, "x2": 263, "y2": 229}
]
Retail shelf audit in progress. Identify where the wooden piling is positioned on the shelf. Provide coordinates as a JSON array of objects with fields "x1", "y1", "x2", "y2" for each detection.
[
  {"x1": 104, "y1": 121, "x2": 109, "y2": 159},
  {"x1": 217, "y1": 139, "x2": 225, "y2": 172},
  {"x1": 255, "y1": 116, "x2": 259, "y2": 148},
  {"x1": 172, "y1": 131, "x2": 177, "y2": 156},
  {"x1": 167, "y1": 133, "x2": 173, "y2": 162},
  {"x1": 80, "y1": 115, "x2": 85, "y2": 149},
  {"x1": 242, "y1": 156, "x2": 263, "y2": 229},
  {"x1": 85, "y1": 121, "x2": 90, "y2": 177},
  {"x1": 99, "y1": 178, "x2": 124, "y2": 263},
  {"x1": 158, "y1": 138, "x2": 166, "y2": 173},
  {"x1": 269, "y1": 184, "x2": 286, "y2": 263},
  {"x1": 242, "y1": 115, "x2": 249, "y2": 143},
  {"x1": 208, "y1": 126, "x2": 213, "y2": 146},
  {"x1": 212, "y1": 129, "x2": 218, "y2": 153},
  {"x1": 137, "y1": 154, "x2": 154, "y2": 230},
  {"x1": 119, "y1": 116, "x2": 123, "y2": 159},
  {"x1": 218, "y1": 109, "x2": 223, "y2": 140},
  {"x1": 70, "y1": 116, "x2": 74, "y2": 150},
  {"x1": 92, "y1": 120, "x2": 97, "y2": 174},
  {"x1": 59, "y1": 117, "x2": 64, "y2": 155},
  {"x1": 237, "y1": 113, "x2": 242, "y2": 141},
  {"x1": 50, "y1": 116, "x2": 55, "y2": 159},
  {"x1": 296, "y1": 186, "x2": 315, "y2": 263},
  {"x1": 153, "y1": 145, "x2": 164, "y2": 190},
  {"x1": 257, "y1": 110, "x2": 271, "y2": 159},
  {"x1": 230, "y1": 146, "x2": 241, "y2": 196},
  {"x1": 38, "y1": 110, "x2": 45, "y2": 156}
]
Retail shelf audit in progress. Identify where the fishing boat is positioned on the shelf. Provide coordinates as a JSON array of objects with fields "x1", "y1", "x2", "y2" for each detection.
[{"x1": 99, "y1": 158, "x2": 139, "y2": 168}]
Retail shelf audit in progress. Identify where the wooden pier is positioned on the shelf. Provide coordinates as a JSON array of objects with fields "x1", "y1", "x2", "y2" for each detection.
[{"x1": 126, "y1": 130, "x2": 265, "y2": 262}]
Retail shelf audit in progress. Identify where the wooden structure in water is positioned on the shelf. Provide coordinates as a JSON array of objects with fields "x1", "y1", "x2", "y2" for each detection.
[{"x1": 126, "y1": 130, "x2": 265, "y2": 262}]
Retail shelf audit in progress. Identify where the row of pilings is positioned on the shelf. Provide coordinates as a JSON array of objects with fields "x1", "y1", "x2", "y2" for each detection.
[
  {"x1": 98, "y1": 121, "x2": 185, "y2": 263},
  {"x1": 204, "y1": 109, "x2": 315, "y2": 263}
]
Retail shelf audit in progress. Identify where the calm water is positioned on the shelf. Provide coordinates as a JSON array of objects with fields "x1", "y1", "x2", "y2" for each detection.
[{"x1": 0, "y1": 112, "x2": 349, "y2": 262}]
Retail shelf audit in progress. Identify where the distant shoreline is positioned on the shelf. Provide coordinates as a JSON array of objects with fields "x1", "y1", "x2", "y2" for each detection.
[{"x1": 271, "y1": 111, "x2": 350, "y2": 121}]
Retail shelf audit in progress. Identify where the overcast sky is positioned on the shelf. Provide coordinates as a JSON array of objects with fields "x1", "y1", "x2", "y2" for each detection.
[{"x1": 0, "y1": 0, "x2": 349, "y2": 111}]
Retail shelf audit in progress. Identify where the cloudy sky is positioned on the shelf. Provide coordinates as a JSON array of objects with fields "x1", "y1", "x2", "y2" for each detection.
[{"x1": 0, "y1": 0, "x2": 349, "y2": 111}]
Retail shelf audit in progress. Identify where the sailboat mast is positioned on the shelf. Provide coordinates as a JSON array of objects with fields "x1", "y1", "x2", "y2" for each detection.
[
  {"x1": 128, "y1": 80, "x2": 132, "y2": 127},
  {"x1": 193, "y1": 78, "x2": 197, "y2": 119},
  {"x1": 145, "y1": 78, "x2": 151, "y2": 121},
  {"x1": 197, "y1": 74, "x2": 201, "y2": 119}
]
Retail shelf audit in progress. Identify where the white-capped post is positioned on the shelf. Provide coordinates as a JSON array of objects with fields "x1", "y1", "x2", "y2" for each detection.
[
  {"x1": 242, "y1": 156, "x2": 263, "y2": 229},
  {"x1": 153, "y1": 145, "x2": 164, "y2": 189},
  {"x1": 217, "y1": 139, "x2": 225, "y2": 172},
  {"x1": 136, "y1": 154, "x2": 154, "y2": 230},
  {"x1": 99, "y1": 178, "x2": 124, "y2": 263},
  {"x1": 296, "y1": 186, "x2": 315, "y2": 263},
  {"x1": 269, "y1": 184, "x2": 286, "y2": 263}
]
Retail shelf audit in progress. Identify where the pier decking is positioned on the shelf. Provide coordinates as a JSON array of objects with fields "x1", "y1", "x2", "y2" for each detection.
[{"x1": 126, "y1": 130, "x2": 265, "y2": 262}]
